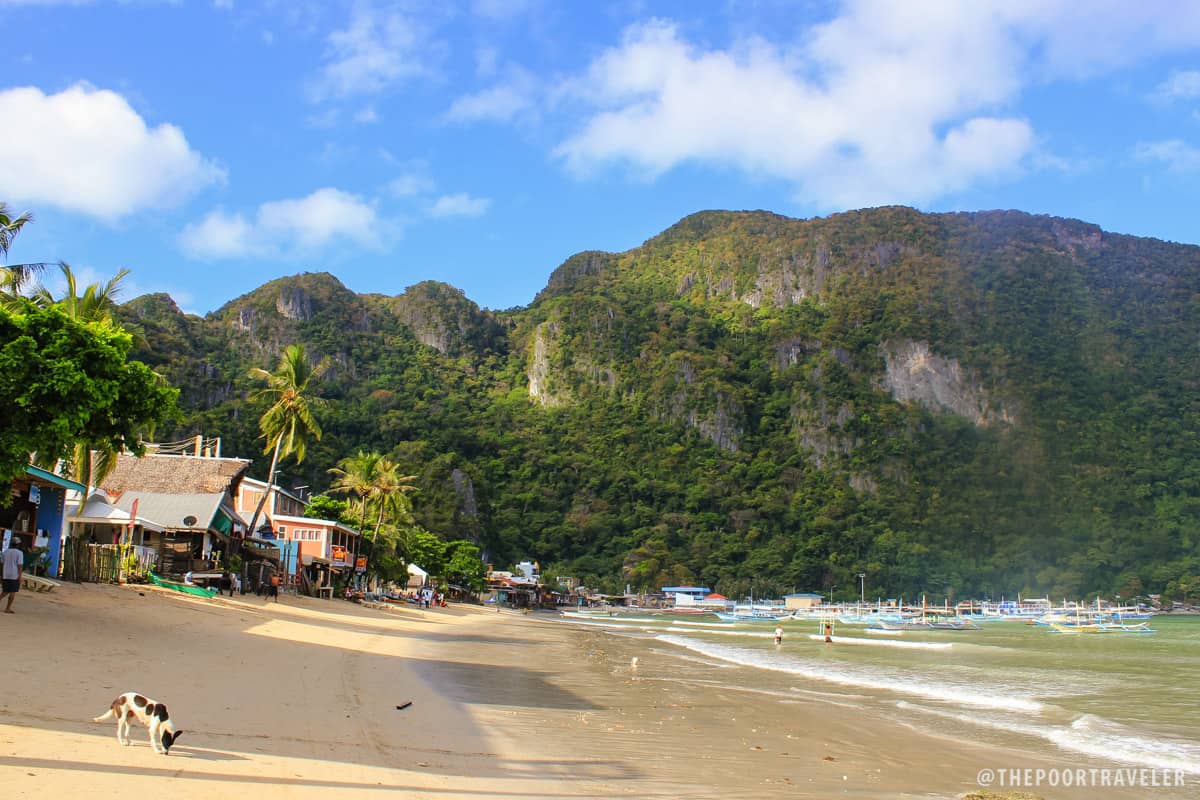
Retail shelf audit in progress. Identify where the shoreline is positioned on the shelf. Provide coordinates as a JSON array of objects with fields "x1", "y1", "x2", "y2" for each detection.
[{"x1": 0, "y1": 584, "x2": 1185, "y2": 798}]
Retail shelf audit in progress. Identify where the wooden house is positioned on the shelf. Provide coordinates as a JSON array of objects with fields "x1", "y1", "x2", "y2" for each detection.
[{"x1": 96, "y1": 452, "x2": 250, "y2": 578}]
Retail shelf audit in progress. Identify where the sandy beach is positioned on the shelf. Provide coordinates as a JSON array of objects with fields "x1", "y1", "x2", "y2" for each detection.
[{"x1": 0, "y1": 584, "x2": 1178, "y2": 799}]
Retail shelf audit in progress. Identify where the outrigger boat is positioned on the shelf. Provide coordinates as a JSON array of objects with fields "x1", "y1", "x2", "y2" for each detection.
[
  {"x1": 147, "y1": 571, "x2": 218, "y2": 599},
  {"x1": 1048, "y1": 620, "x2": 1156, "y2": 634},
  {"x1": 715, "y1": 603, "x2": 791, "y2": 622}
]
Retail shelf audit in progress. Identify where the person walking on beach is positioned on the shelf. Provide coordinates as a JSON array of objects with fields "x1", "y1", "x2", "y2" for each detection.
[
  {"x1": 1, "y1": 536, "x2": 23, "y2": 614},
  {"x1": 774, "y1": 625, "x2": 784, "y2": 645},
  {"x1": 269, "y1": 572, "x2": 280, "y2": 602}
]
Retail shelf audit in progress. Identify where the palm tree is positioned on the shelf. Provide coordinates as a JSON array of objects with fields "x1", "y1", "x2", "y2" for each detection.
[
  {"x1": 245, "y1": 344, "x2": 329, "y2": 538},
  {"x1": 1, "y1": 202, "x2": 50, "y2": 300},
  {"x1": 368, "y1": 457, "x2": 418, "y2": 541},
  {"x1": 31, "y1": 262, "x2": 130, "y2": 325},
  {"x1": 328, "y1": 450, "x2": 383, "y2": 532}
]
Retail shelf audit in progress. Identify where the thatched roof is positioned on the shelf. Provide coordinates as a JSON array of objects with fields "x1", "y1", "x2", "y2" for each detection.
[{"x1": 100, "y1": 453, "x2": 251, "y2": 495}]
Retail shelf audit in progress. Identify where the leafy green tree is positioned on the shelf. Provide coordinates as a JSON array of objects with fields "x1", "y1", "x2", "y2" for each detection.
[
  {"x1": 443, "y1": 540, "x2": 487, "y2": 591},
  {"x1": 0, "y1": 300, "x2": 176, "y2": 487},
  {"x1": 30, "y1": 263, "x2": 141, "y2": 489},
  {"x1": 402, "y1": 528, "x2": 447, "y2": 578},
  {"x1": 246, "y1": 344, "x2": 329, "y2": 537},
  {"x1": 303, "y1": 494, "x2": 356, "y2": 525}
]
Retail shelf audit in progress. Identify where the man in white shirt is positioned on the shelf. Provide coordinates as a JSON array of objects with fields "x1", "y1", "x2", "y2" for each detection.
[{"x1": 1, "y1": 536, "x2": 24, "y2": 614}]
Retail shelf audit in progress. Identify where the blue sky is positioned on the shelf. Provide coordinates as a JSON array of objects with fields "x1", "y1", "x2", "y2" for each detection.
[{"x1": 2, "y1": 0, "x2": 1199, "y2": 315}]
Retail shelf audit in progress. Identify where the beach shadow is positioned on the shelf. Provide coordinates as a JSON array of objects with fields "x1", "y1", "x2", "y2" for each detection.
[
  {"x1": 0, "y1": 755, "x2": 662, "y2": 797},
  {"x1": 404, "y1": 631, "x2": 533, "y2": 646},
  {"x1": 410, "y1": 657, "x2": 600, "y2": 711},
  {"x1": 173, "y1": 746, "x2": 250, "y2": 762}
]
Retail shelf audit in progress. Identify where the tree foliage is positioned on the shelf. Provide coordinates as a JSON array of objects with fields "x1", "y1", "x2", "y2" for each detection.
[{"x1": 0, "y1": 300, "x2": 176, "y2": 487}]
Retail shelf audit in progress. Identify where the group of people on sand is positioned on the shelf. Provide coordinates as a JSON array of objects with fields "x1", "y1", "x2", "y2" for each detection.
[{"x1": 410, "y1": 587, "x2": 444, "y2": 608}]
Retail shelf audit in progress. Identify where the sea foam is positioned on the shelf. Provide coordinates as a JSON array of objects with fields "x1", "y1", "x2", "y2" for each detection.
[{"x1": 656, "y1": 634, "x2": 1044, "y2": 714}]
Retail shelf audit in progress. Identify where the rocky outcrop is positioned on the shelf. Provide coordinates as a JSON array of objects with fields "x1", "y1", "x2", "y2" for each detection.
[
  {"x1": 792, "y1": 396, "x2": 859, "y2": 468},
  {"x1": 276, "y1": 286, "x2": 313, "y2": 321},
  {"x1": 881, "y1": 340, "x2": 1015, "y2": 426},
  {"x1": 527, "y1": 321, "x2": 565, "y2": 407}
]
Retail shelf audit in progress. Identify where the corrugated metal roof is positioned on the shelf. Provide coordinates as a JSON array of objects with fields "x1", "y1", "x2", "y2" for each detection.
[
  {"x1": 112, "y1": 492, "x2": 224, "y2": 532},
  {"x1": 67, "y1": 492, "x2": 166, "y2": 533}
]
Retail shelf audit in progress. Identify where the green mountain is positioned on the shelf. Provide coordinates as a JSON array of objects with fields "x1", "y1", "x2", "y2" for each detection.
[{"x1": 123, "y1": 207, "x2": 1200, "y2": 602}]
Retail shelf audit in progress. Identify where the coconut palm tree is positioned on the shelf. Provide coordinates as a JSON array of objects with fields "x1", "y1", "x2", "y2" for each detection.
[
  {"x1": 0, "y1": 202, "x2": 50, "y2": 299},
  {"x1": 31, "y1": 262, "x2": 130, "y2": 325},
  {"x1": 245, "y1": 344, "x2": 329, "y2": 538},
  {"x1": 368, "y1": 457, "x2": 418, "y2": 541},
  {"x1": 328, "y1": 450, "x2": 383, "y2": 532}
]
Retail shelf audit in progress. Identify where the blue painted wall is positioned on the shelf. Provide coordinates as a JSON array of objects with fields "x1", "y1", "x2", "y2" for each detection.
[{"x1": 36, "y1": 486, "x2": 66, "y2": 577}]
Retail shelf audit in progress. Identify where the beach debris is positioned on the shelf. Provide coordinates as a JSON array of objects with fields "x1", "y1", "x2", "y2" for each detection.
[
  {"x1": 396, "y1": 702, "x2": 413, "y2": 711},
  {"x1": 823, "y1": 756, "x2": 836, "y2": 762}
]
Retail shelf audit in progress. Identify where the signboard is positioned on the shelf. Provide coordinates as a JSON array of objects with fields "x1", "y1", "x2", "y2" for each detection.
[
  {"x1": 331, "y1": 545, "x2": 347, "y2": 563},
  {"x1": 355, "y1": 557, "x2": 367, "y2": 574}
]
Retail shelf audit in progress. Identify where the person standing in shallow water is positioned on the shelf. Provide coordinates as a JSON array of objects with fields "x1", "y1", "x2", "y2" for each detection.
[
  {"x1": 774, "y1": 625, "x2": 784, "y2": 645},
  {"x1": 1, "y1": 536, "x2": 24, "y2": 614}
]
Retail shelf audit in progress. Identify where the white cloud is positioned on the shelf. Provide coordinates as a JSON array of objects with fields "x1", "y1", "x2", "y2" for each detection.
[
  {"x1": 309, "y1": 6, "x2": 426, "y2": 101},
  {"x1": 179, "y1": 188, "x2": 384, "y2": 259},
  {"x1": 551, "y1": 2, "x2": 1200, "y2": 208},
  {"x1": 388, "y1": 172, "x2": 435, "y2": 197},
  {"x1": 428, "y1": 193, "x2": 491, "y2": 218},
  {"x1": 444, "y1": 68, "x2": 536, "y2": 123},
  {"x1": 1135, "y1": 139, "x2": 1200, "y2": 172},
  {"x1": 0, "y1": 84, "x2": 224, "y2": 221},
  {"x1": 1154, "y1": 70, "x2": 1200, "y2": 102},
  {"x1": 355, "y1": 105, "x2": 379, "y2": 124}
]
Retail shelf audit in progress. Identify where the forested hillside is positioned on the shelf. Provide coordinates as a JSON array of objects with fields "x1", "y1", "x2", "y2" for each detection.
[{"x1": 123, "y1": 207, "x2": 1200, "y2": 602}]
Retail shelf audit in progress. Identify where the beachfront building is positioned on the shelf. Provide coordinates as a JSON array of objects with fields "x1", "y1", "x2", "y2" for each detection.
[
  {"x1": 268, "y1": 514, "x2": 361, "y2": 596},
  {"x1": 485, "y1": 566, "x2": 548, "y2": 608},
  {"x1": 1, "y1": 465, "x2": 86, "y2": 578},
  {"x1": 232, "y1": 476, "x2": 308, "y2": 537},
  {"x1": 94, "y1": 451, "x2": 251, "y2": 578},
  {"x1": 784, "y1": 592, "x2": 826, "y2": 611},
  {"x1": 406, "y1": 563, "x2": 428, "y2": 590},
  {"x1": 663, "y1": 586, "x2": 712, "y2": 607},
  {"x1": 62, "y1": 490, "x2": 167, "y2": 583},
  {"x1": 228, "y1": 473, "x2": 363, "y2": 596}
]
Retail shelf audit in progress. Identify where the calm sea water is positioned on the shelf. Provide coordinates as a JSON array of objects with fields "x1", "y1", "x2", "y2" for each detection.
[{"x1": 557, "y1": 613, "x2": 1200, "y2": 781}]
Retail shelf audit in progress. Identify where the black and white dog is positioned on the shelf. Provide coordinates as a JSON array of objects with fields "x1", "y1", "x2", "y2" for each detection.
[{"x1": 93, "y1": 692, "x2": 183, "y2": 754}]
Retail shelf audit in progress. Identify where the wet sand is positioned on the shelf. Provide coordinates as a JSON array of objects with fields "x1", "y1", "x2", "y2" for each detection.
[{"x1": 0, "y1": 584, "x2": 1166, "y2": 798}]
